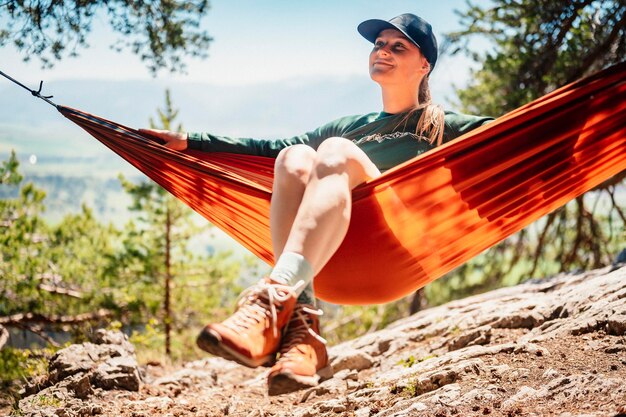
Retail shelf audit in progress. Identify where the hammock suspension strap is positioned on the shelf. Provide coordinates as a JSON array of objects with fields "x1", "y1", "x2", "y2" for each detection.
[{"x1": 0, "y1": 69, "x2": 58, "y2": 108}]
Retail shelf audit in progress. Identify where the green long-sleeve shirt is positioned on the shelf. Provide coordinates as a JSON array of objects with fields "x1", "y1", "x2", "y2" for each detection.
[{"x1": 188, "y1": 109, "x2": 493, "y2": 172}]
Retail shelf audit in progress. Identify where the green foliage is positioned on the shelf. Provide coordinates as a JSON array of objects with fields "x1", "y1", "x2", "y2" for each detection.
[
  {"x1": 447, "y1": 0, "x2": 626, "y2": 116},
  {"x1": 0, "y1": 346, "x2": 52, "y2": 383},
  {"x1": 415, "y1": 0, "x2": 626, "y2": 306},
  {"x1": 0, "y1": 154, "x2": 121, "y2": 319},
  {"x1": 0, "y1": 146, "x2": 241, "y2": 379},
  {"x1": 0, "y1": 1, "x2": 212, "y2": 74},
  {"x1": 0, "y1": 151, "x2": 23, "y2": 186},
  {"x1": 0, "y1": 345, "x2": 59, "y2": 409},
  {"x1": 150, "y1": 90, "x2": 183, "y2": 133},
  {"x1": 1, "y1": 152, "x2": 52, "y2": 317}
]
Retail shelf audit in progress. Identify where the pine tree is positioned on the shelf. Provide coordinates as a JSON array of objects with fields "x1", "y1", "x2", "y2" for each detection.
[{"x1": 118, "y1": 90, "x2": 242, "y2": 358}]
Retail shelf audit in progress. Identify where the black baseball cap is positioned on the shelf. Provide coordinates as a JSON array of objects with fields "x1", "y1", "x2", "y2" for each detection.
[{"x1": 358, "y1": 13, "x2": 438, "y2": 71}]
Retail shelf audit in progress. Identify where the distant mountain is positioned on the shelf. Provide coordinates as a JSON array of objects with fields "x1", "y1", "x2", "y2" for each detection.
[
  {"x1": 0, "y1": 73, "x2": 461, "y2": 166},
  {"x1": 0, "y1": 169, "x2": 141, "y2": 223},
  {"x1": 1, "y1": 76, "x2": 379, "y2": 152}
]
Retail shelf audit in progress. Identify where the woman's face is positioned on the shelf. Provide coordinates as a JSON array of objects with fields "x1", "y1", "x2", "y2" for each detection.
[{"x1": 369, "y1": 29, "x2": 429, "y2": 87}]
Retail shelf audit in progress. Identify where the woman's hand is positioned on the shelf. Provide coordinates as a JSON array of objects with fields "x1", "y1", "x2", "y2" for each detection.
[{"x1": 139, "y1": 129, "x2": 188, "y2": 151}]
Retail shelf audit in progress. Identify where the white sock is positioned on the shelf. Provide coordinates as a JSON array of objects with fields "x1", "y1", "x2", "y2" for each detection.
[{"x1": 269, "y1": 252, "x2": 314, "y2": 296}]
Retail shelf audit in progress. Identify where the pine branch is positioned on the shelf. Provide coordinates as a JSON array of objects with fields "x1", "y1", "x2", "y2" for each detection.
[
  {"x1": 565, "y1": 10, "x2": 626, "y2": 83},
  {"x1": 527, "y1": 0, "x2": 595, "y2": 94},
  {"x1": 505, "y1": 230, "x2": 527, "y2": 277},
  {"x1": 564, "y1": 198, "x2": 585, "y2": 267},
  {"x1": 0, "y1": 309, "x2": 113, "y2": 326},
  {"x1": 0, "y1": 325, "x2": 8, "y2": 349},
  {"x1": 529, "y1": 211, "x2": 558, "y2": 277},
  {"x1": 607, "y1": 187, "x2": 626, "y2": 224},
  {"x1": 37, "y1": 283, "x2": 84, "y2": 298},
  {"x1": 366, "y1": 305, "x2": 386, "y2": 334},
  {"x1": 14, "y1": 323, "x2": 60, "y2": 348}
]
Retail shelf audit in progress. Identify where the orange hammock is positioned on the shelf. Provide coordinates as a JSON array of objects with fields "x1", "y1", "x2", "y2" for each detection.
[{"x1": 59, "y1": 62, "x2": 626, "y2": 305}]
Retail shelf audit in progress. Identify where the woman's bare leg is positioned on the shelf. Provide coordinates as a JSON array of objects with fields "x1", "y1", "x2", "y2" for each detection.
[
  {"x1": 282, "y1": 137, "x2": 381, "y2": 274},
  {"x1": 270, "y1": 145, "x2": 317, "y2": 258}
]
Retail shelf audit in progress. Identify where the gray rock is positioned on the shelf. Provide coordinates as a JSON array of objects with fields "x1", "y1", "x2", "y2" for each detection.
[
  {"x1": 316, "y1": 399, "x2": 347, "y2": 413},
  {"x1": 488, "y1": 364, "x2": 511, "y2": 379},
  {"x1": 91, "y1": 329, "x2": 135, "y2": 354},
  {"x1": 514, "y1": 342, "x2": 550, "y2": 356},
  {"x1": 502, "y1": 385, "x2": 546, "y2": 408},
  {"x1": 65, "y1": 374, "x2": 93, "y2": 400},
  {"x1": 542, "y1": 368, "x2": 560, "y2": 379},
  {"x1": 48, "y1": 343, "x2": 122, "y2": 383},
  {"x1": 354, "y1": 408, "x2": 371, "y2": 417},
  {"x1": 91, "y1": 356, "x2": 141, "y2": 391},
  {"x1": 348, "y1": 330, "x2": 401, "y2": 357},
  {"x1": 332, "y1": 369, "x2": 358, "y2": 381},
  {"x1": 460, "y1": 387, "x2": 497, "y2": 402},
  {"x1": 607, "y1": 314, "x2": 626, "y2": 335},
  {"x1": 490, "y1": 310, "x2": 545, "y2": 329},
  {"x1": 448, "y1": 325, "x2": 492, "y2": 351},
  {"x1": 16, "y1": 330, "x2": 142, "y2": 417},
  {"x1": 330, "y1": 348, "x2": 374, "y2": 372}
]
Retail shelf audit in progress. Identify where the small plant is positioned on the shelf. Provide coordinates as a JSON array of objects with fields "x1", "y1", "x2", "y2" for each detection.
[
  {"x1": 389, "y1": 379, "x2": 420, "y2": 397},
  {"x1": 398, "y1": 355, "x2": 416, "y2": 368},
  {"x1": 33, "y1": 394, "x2": 62, "y2": 408},
  {"x1": 397, "y1": 353, "x2": 438, "y2": 368},
  {"x1": 107, "y1": 320, "x2": 123, "y2": 331},
  {"x1": 403, "y1": 380, "x2": 417, "y2": 396}
]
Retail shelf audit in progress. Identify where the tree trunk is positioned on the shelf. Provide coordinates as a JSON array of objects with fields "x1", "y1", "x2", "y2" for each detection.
[
  {"x1": 165, "y1": 206, "x2": 172, "y2": 357},
  {"x1": 409, "y1": 288, "x2": 427, "y2": 315}
]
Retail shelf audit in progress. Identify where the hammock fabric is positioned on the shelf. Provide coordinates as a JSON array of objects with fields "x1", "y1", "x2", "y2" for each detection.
[{"x1": 59, "y1": 62, "x2": 626, "y2": 305}]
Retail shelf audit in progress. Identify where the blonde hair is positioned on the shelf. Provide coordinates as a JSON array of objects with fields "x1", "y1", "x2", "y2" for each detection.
[{"x1": 396, "y1": 76, "x2": 445, "y2": 146}]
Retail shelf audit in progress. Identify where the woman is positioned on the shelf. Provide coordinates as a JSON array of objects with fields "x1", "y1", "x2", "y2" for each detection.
[{"x1": 142, "y1": 13, "x2": 492, "y2": 395}]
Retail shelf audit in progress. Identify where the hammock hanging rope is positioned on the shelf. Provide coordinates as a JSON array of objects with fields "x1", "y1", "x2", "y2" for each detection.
[{"x1": 8, "y1": 63, "x2": 626, "y2": 305}]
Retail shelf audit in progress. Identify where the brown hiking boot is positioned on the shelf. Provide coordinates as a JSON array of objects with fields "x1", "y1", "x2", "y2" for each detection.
[
  {"x1": 196, "y1": 277, "x2": 302, "y2": 368},
  {"x1": 267, "y1": 304, "x2": 333, "y2": 395}
]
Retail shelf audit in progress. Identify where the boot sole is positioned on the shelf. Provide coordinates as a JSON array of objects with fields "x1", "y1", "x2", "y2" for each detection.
[
  {"x1": 267, "y1": 365, "x2": 334, "y2": 396},
  {"x1": 196, "y1": 327, "x2": 275, "y2": 368}
]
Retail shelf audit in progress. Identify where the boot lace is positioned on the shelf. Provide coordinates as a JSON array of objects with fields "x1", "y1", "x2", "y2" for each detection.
[
  {"x1": 279, "y1": 305, "x2": 327, "y2": 360},
  {"x1": 223, "y1": 279, "x2": 304, "y2": 338}
]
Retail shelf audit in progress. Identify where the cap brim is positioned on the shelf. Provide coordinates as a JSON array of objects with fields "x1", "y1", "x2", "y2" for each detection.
[{"x1": 357, "y1": 19, "x2": 421, "y2": 51}]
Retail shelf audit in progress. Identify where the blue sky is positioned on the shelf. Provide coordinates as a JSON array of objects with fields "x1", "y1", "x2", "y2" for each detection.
[{"x1": 1, "y1": 0, "x2": 485, "y2": 86}]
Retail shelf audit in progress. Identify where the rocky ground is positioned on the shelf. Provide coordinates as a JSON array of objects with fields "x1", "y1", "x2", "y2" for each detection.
[{"x1": 7, "y1": 265, "x2": 626, "y2": 417}]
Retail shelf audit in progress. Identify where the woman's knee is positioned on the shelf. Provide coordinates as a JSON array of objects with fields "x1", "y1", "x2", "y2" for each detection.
[
  {"x1": 314, "y1": 137, "x2": 372, "y2": 179},
  {"x1": 314, "y1": 137, "x2": 380, "y2": 188},
  {"x1": 274, "y1": 145, "x2": 316, "y2": 184}
]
